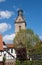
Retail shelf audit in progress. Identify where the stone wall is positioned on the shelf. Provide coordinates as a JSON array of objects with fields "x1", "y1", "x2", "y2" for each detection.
[
  {"x1": 5, "y1": 62, "x2": 15, "y2": 65},
  {"x1": 5, "y1": 59, "x2": 15, "y2": 65}
]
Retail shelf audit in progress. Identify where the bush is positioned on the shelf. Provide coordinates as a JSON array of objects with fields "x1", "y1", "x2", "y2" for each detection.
[
  {"x1": 15, "y1": 60, "x2": 21, "y2": 65},
  {"x1": 22, "y1": 60, "x2": 28, "y2": 65},
  {"x1": 15, "y1": 60, "x2": 42, "y2": 65},
  {"x1": 34, "y1": 60, "x2": 42, "y2": 65}
]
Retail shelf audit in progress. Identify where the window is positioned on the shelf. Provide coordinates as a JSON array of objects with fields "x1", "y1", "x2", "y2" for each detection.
[
  {"x1": 11, "y1": 49, "x2": 13, "y2": 53},
  {"x1": 19, "y1": 26, "x2": 21, "y2": 30}
]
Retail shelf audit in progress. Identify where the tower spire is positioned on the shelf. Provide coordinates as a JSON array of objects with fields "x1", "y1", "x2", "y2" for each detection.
[{"x1": 18, "y1": 9, "x2": 23, "y2": 16}]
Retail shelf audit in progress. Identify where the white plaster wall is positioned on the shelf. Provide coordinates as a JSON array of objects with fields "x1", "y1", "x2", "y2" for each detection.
[
  {"x1": 0, "y1": 52, "x2": 4, "y2": 61},
  {"x1": 3, "y1": 45, "x2": 7, "y2": 48},
  {"x1": 15, "y1": 23, "x2": 26, "y2": 33},
  {"x1": 10, "y1": 49, "x2": 16, "y2": 58},
  {"x1": 8, "y1": 49, "x2": 16, "y2": 58},
  {"x1": 0, "y1": 49, "x2": 16, "y2": 61},
  {"x1": 4, "y1": 51, "x2": 13, "y2": 59}
]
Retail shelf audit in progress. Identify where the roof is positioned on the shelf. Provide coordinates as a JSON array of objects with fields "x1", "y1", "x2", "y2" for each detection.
[
  {"x1": 18, "y1": 9, "x2": 23, "y2": 13},
  {"x1": 6, "y1": 44, "x2": 14, "y2": 48},
  {"x1": 0, "y1": 34, "x2": 15, "y2": 50},
  {"x1": 0, "y1": 34, "x2": 3, "y2": 51},
  {"x1": 15, "y1": 9, "x2": 26, "y2": 23},
  {"x1": 15, "y1": 16, "x2": 25, "y2": 23}
]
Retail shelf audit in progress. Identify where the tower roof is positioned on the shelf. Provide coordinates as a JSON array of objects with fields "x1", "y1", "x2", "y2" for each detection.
[
  {"x1": 18, "y1": 9, "x2": 23, "y2": 13},
  {"x1": 15, "y1": 9, "x2": 26, "y2": 25}
]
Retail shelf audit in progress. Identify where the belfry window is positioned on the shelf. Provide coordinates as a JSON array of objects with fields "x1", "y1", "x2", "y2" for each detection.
[{"x1": 19, "y1": 26, "x2": 21, "y2": 30}]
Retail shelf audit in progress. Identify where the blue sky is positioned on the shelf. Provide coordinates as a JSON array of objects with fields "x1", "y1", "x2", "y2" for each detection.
[{"x1": 0, "y1": 0, "x2": 42, "y2": 43}]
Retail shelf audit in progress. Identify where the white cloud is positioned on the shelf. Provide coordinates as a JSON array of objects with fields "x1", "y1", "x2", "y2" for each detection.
[
  {"x1": 0, "y1": 10, "x2": 13, "y2": 19},
  {"x1": 3, "y1": 34, "x2": 15, "y2": 43},
  {"x1": 0, "y1": 23, "x2": 11, "y2": 33},
  {"x1": 0, "y1": 0, "x2": 6, "y2": 2}
]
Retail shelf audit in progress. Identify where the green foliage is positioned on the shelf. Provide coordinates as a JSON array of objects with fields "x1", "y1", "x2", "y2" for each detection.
[
  {"x1": 14, "y1": 29, "x2": 40, "y2": 50},
  {"x1": 14, "y1": 29, "x2": 42, "y2": 60},
  {"x1": 23, "y1": 60, "x2": 30, "y2": 65},
  {"x1": 14, "y1": 29, "x2": 41, "y2": 59},
  {"x1": 15, "y1": 60, "x2": 30, "y2": 65},
  {"x1": 3, "y1": 56, "x2": 6, "y2": 65},
  {"x1": 29, "y1": 41, "x2": 42, "y2": 55},
  {"x1": 33, "y1": 60, "x2": 42, "y2": 65},
  {"x1": 15, "y1": 60, "x2": 21, "y2": 65},
  {"x1": 3, "y1": 56, "x2": 6, "y2": 63},
  {"x1": 15, "y1": 60, "x2": 42, "y2": 65}
]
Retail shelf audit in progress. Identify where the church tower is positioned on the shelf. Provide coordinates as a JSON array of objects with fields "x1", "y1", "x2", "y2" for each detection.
[{"x1": 15, "y1": 9, "x2": 26, "y2": 33}]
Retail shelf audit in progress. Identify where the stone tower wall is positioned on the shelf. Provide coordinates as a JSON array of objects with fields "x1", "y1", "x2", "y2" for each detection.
[
  {"x1": 15, "y1": 23, "x2": 26, "y2": 33},
  {"x1": 15, "y1": 9, "x2": 26, "y2": 33}
]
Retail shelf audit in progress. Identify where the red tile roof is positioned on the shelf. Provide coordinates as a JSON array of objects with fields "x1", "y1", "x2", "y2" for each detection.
[
  {"x1": 6, "y1": 44, "x2": 14, "y2": 48},
  {"x1": 0, "y1": 34, "x2": 3, "y2": 51}
]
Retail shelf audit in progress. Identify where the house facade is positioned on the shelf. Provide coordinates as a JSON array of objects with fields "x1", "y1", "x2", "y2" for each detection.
[{"x1": 0, "y1": 34, "x2": 16, "y2": 65}]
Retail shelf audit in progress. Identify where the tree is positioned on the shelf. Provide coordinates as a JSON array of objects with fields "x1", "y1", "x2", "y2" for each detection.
[
  {"x1": 14, "y1": 29, "x2": 40, "y2": 50},
  {"x1": 31, "y1": 41, "x2": 42, "y2": 55},
  {"x1": 14, "y1": 29, "x2": 40, "y2": 60},
  {"x1": 15, "y1": 60, "x2": 21, "y2": 65},
  {"x1": 16, "y1": 47, "x2": 27, "y2": 61}
]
